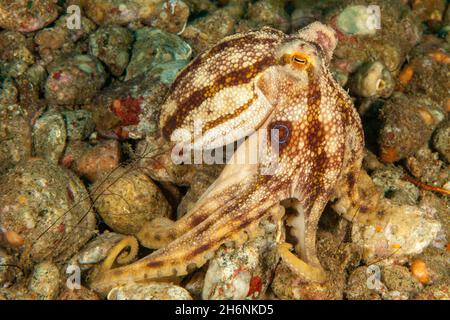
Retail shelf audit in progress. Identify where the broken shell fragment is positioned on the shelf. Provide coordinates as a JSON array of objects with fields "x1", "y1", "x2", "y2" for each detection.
[
  {"x1": 352, "y1": 199, "x2": 442, "y2": 263},
  {"x1": 70, "y1": 231, "x2": 126, "y2": 270},
  {"x1": 107, "y1": 282, "x2": 192, "y2": 300},
  {"x1": 349, "y1": 61, "x2": 394, "y2": 98},
  {"x1": 32, "y1": 110, "x2": 67, "y2": 164}
]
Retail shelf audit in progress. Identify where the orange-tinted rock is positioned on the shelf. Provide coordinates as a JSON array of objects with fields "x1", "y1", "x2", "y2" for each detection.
[{"x1": 74, "y1": 140, "x2": 121, "y2": 182}]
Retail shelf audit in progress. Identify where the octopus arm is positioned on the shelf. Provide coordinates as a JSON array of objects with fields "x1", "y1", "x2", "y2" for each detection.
[{"x1": 91, "y1": 137, "x2": 284, "y2": 294}]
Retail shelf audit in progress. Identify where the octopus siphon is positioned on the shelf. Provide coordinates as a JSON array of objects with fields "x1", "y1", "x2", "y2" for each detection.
[{"x1": 91, "y1": 22, "x2": 377, "y2": 294}]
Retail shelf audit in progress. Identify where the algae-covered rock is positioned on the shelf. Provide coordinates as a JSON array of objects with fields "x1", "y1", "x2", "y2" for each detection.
[
  {"x1": 0, "y1": 0, "x2": 59, "y2": 32},
  {"x1": 352, "y1": 199, "x2": 442, "y2": 263},
  {"x1": 89, "y1": 25, "x2": 133, "y2": 77},
  {"x1": 0, "y1": 31, "x2": 35, "y2": 78},
  {"x1": 89, "y1": 71, "x2": 168, "y2": 138},
  {"x1": 126, "y1": 27, "x2": 192, "y2": 84}
]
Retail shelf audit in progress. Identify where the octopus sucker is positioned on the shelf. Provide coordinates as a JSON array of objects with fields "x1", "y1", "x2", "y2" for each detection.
[{"x1": 91, "y1": 22, "x2": 368, "y2": 294}]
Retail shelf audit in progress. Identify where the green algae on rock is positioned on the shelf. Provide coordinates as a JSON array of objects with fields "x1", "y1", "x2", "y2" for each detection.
[{"x1": 126, "y1": 27, "x2": 192, "y2": 84}]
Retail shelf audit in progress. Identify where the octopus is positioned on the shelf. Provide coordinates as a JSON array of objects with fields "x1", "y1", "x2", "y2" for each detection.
[{"x1": 91, "y1": 22, "x2": 375, "y2": 294}]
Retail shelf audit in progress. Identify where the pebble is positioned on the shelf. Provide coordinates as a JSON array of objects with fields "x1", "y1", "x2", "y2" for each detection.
[
  {"x1": 45, "y1": 54, "x2": 107, "y2": 105},
  {"x1": 0, "y1": 31, "x2": 35, "y2": 78},
  {"x1": 84, "y1": 0, "x2": 189, "y2": 33},
  {"x1": 62, "y1": 109, "x2": 95, "y2": 141},
  {"x1": 70, "y1": 231, "x2": 125, "y2": 271},
  {"x1": 203, "y1": 208, "x2": 282, "y2": 300},
  {"x1": 28, "y1": 261, "x2": 61, "y2": 300},
  {"x1": 432, "y1": 120, "x2": 450, "y2": 163},
  {"x1": 91, "y1": 166, "x2": 172, "y2": 235},
  {"x1": 73, "y1": 139, "x2": 121, "y2": 182},
  {"x1": 89, "y1": 25, "x2": 133, "y2": 77},
  {"x1": 0, "y1": 158, "x2": 97, "y2": 264},
  {"x1": 382, "y1": 265, "x2": 422, "y2": 299},
  {"x1": 0, "y1": 104, "x2": 32, "y2": 173}
]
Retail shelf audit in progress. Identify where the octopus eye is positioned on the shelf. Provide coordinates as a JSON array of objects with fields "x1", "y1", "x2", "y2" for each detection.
[
  {"x1": 292, "y1": 56, "x2": 307, "y2": 64},
  {"x1": 289, "y1": 53, "x2": 310, "y2": 69}
]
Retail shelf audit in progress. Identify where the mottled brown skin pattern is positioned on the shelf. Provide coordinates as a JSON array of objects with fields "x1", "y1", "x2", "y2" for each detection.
[{"x1": 91, "y1": 22, "x2": 365, "y2": 293}]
